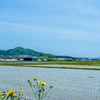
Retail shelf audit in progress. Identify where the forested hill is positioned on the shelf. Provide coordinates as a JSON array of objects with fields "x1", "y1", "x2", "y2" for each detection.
[
  {"x1": 0, "y1": 47, "x2": 48, "y2": 56},
  {"x1": 0, "y1": 47, "x2": 75, "y2": 59}
]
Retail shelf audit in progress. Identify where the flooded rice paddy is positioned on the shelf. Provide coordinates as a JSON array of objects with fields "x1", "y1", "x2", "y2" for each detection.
[{"x1": 0, "y1": 66, "x2": 100, "y2": 100}]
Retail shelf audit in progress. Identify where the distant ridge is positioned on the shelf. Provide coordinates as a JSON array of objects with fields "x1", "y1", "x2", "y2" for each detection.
[
  {"x1": 0, "y1": 47, "x2": 77, "y2": 59},
  {"x1": 0, "y1": 47, "x2": 50, "y2": 56}
]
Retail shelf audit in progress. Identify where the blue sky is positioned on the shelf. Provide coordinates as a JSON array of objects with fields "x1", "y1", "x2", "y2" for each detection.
[{"x1": 0, "y1": 0, "x2": 100, "y2": 57}]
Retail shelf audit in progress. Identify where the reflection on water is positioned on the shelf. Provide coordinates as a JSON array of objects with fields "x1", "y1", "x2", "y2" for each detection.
[{"x1": 0, "y1": 66, "x2": 100, "y2": 100}]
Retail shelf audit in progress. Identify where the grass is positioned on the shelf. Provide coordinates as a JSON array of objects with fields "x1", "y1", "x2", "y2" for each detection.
[{"x1": 0, "y1": 61, "x2": 100, "y2": 70}]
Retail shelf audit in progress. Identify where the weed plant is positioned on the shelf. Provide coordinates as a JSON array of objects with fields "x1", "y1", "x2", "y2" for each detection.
[
  {"x1": 28, "y1": 77, "x2": 53, "y2": 100},
  {"x1": 0, "y1": 87, "x2": 24, "y2": 100}
]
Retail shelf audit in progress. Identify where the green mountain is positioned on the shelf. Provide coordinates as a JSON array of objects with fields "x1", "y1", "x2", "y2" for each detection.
[
  {"x1": 0, "y1": 47, "x2": 76, "y2": 59},
  {"x1": 0, "y1": 47, "x2": 48, "y2": 56}
]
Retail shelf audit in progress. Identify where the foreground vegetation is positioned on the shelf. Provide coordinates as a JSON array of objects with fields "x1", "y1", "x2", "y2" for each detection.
[
  {"x1": 0, "y1": 77, "x2": 53, "y2": 100},
  {"x1": 0, "y1": 87, "x2": 24, "y2": 100},
  {"x1": 28, "y1": 77, "x2": 53, "y2": 100}
]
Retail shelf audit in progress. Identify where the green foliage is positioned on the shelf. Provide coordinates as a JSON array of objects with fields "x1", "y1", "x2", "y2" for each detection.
[
  {"x1": 0, "y1": 47, "x2": 46, "y2": 56},
  {"x1": 47, "y1": 58, "x2": 56, "y2": 61},
  {"x1": 0, "y1": 47, "x2": 77, "y2": 60},
  {"x1": 48, "y1": 55, "x2": 56, "y2": 58}
]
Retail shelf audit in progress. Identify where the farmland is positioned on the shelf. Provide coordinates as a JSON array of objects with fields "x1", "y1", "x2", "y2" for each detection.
[
  {"x1": 1, "y1": 61, "x2": 100, "y2": 70},
  {"x1": 0, "y1": 66, "x2": 100, "y2": 100}
]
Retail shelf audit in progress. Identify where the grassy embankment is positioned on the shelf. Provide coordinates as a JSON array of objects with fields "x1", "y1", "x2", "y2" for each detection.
[
  {"x1": 0, "y1": 61, "x2": 100, "y2": 70},
  {"x1": 1, "y1": 61, "x2": 100, "y2": 65}
]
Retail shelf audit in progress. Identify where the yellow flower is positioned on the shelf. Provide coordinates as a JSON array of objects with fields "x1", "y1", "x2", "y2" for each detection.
[
  {"x1": 39, "y1": 83, "x2": 41, "y2": 85},
  {"x1": 36, "y1": 81, "x2": 39, "y2": 83},
  {"x1": 0, "y1": 93, "x2": 1, "y2": 96},
  {"x1": 19, "y1": 96, "x2": 21, "y2": 98},
  {"x1": 41, "y1": 82, "x2": 46, "y2": 85},
  {"x1": 2, "y1": 96, "x2": 4, "y2": 98},
  {"x1": 33, "y1": 77, "x2": 36, "y2": 80},
  {"x1": 3, "y1": 91, "x2": 6, "y2": 93},
  {"x1": 23, "y1": 93, "x2": 25, "y2": 95},
  {"x1": 21, "y1": 87, "x2": 23, "y2": 89},
  {"x1": 2, "y1": 93, "x2": 4, "y2": 95},
  {"x1": 7, "y1": 90, "x2": 15, "y2": 95},
  {"x1": 7, "y1": 92, "x2": 10, "y2": 95},
  {"x1": 4, "y1": 93, "x2": 7, "y2": 95},
  {"x1": 20, "y1": 90, "x2": 22, "y2": 92},
  {"x1": 9, "y1": 90, "x2": 15, "y2": 94},
  {"x1": 19, "y1": 93, "x2": 22, "y2": 95},
  {"x1": 12, "y1": 94, "x2": 17, "y2": 97}
]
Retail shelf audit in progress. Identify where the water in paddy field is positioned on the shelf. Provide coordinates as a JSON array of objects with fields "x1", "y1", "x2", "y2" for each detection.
[{"x1": 0, "y1": 66, "x2": 100, "y2": 100}]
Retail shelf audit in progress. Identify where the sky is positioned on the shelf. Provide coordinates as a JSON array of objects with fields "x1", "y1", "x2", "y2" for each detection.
[{"x1": 0, "y1": 0, "x2": 100, "y2": 57}]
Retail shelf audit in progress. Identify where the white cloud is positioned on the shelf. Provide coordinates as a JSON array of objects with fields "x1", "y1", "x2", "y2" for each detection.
[
  {"x1": 0, "y1": 21, "x2": 79, "y2": 35},
  {"x1": 0, "y1": 21, "x2": 100, "y2": 41}
]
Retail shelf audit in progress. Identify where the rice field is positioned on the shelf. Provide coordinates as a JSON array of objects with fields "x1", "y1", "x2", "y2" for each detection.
[{"x1": 0, "y1": 66, "x2": 100, "y2": 100}]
